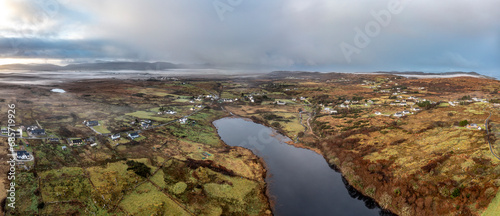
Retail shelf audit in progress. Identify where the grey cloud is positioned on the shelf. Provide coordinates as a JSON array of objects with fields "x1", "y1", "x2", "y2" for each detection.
[{"x1": 0, "y1": 0, "x2": 498, "y2": 74}]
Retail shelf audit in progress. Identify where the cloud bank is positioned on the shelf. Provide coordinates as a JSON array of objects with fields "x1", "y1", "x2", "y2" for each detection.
[{"x1": 0, "y1": 0, "x2": 498, "y2": 74}]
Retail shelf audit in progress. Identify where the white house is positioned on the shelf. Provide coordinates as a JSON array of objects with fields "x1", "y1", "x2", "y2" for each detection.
[
  {"x1": 179, "y1": 118, "x2": 188, "y2": 124},
  {"x1": 375, "y1": 111, "x2": 382, "y2": 115},
  {"x1": 166, "y1": 110, "x2": 176, "y2": 115},
  {"x1": 128, "y1": 132, "x2": 140, "y2": 140},
  {"x1": 111, "y1": 134, "x2": 121, "y2": 140},
  {"x1": 393, "y1": 112, "x2": 404, "y2": 117},
  {"x1": 16, "y1": 151, "x2": 31, "y2": 160}
]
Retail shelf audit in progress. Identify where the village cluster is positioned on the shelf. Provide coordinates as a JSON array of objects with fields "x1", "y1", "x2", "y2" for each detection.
[{"x1": 0, "y1": 92, "x2": 222, "y2": 166}]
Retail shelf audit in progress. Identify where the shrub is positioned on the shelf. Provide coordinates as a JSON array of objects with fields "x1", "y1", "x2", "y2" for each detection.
[
  {"x1": 394, "y1": 188, "x2": 401, "y2": 196},
  {"x1": 451, "y1": 188, "x2": 460, "y2": 198},
  {"x1": 417, "y1": 101, "x2": 431, "y2": 108},
  {"x1": 459, "y1": 120, "x2": 469, "y2": 127},
  {"x1": 365, "y1": 186, "x2": 376, "y2": 196}
]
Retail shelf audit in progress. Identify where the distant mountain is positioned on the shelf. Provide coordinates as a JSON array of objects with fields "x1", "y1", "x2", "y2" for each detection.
[
  {"x1": 373, "y1": 71, "x2": 494, "y2": 79},
  {"x1": 0, "y1": 61, "x2": 182, "y2": 71},
  {"x1": 267, "y1": 70, "x2": 493, "y2": 79},
  {"x1": 0, "y1": 63, "x2": 63, "y2": 71},
  {"x1": 372, "y1": 71, "x2": 484, "y2": 76}
]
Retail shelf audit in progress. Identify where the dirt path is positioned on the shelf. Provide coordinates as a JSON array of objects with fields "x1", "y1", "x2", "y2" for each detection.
[{"x1": 306, "y1": 113, "x2": 319, "y2": 139}]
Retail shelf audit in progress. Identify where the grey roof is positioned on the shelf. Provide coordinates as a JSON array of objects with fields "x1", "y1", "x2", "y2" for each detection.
[{"x1": 17, "y1": 151, "x2": 29, "y2": 156}]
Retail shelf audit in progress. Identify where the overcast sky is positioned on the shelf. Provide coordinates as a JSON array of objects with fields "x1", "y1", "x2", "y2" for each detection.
[{"x1": 0, "y1": 0, "x2": 498, "y2": 76}]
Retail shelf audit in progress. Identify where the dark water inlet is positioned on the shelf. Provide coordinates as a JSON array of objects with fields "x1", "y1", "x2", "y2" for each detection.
[{"x1": 214, "y1": 117, "x2": 393, "y2": 216}]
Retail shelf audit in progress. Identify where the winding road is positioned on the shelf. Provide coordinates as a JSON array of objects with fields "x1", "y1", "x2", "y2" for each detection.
[{"x1": 484, "y1": 111, "x2": 500, "y2": 160}]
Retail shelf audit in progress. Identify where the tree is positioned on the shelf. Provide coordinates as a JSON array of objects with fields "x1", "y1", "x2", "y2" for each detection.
[
  {"x1": 417, "y1": 101, "x2": 431, "y2": 108},
  {"x1": 459, "y1": 120, "x2": 469, "y2": 127},
  {"x1": 126, "y1": 160, "x2": 151, "y2": 178}
]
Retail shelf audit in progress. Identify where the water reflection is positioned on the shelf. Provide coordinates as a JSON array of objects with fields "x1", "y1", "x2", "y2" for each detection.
[{"x1": 214, "y1": 117, "x2": 395, "y2": 216}]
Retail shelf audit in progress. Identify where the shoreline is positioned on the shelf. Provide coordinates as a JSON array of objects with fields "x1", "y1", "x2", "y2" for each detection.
[
  {"x1": 211, "y1": 116, "x2": 275, "y2": 215},
  {"x1": 213, "y1": 115, "x2": 396, "y2": 215}
]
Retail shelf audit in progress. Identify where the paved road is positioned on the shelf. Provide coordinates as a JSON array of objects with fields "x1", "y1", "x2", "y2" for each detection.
[{"x1": 484, "y1": 111, "x2": 500, "y2": 161}]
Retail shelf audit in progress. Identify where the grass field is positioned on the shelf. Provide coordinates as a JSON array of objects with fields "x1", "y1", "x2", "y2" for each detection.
[
  {"x1": 120, "y1": 182, "x2": 190, "y2": 216},
  {"x1": 482, "y1": 192, "x2": 500, "y2": 216},
  {"x1": 40, "y1": 167, "x2": 92, "y2": 203},
  {"x1": 126, "y1": 110, "x2": 172, "y2": 122}
]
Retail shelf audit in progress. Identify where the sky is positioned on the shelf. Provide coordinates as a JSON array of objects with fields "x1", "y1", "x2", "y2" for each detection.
[{"x1": 0, "y1": 0, "x2": 498, "y2": 77}]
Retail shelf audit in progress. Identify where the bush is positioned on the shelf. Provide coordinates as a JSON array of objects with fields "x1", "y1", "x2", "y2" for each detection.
[
  {"x1": 451, "y1": 188, "x2": 460, "y2": 198},
  {"x1": 271, "y1": 122, "x2": 281, "y2": 128},
  {"x1": 417, "y1": 101, "x2": 431, "y2": 108},
  {"x1": 460, "y1": 95, "x2": 471, "y2": 100},
  {"x1": 459, "y1": 120, "x2": 469, "y2": 127}
]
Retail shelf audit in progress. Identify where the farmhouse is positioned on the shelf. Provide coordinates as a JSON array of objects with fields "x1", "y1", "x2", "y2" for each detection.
[
  {"x1": 70, "y1": 139, "x2": 83, "y2": 146},
  {"x1": 128, "y1": 132, "x2": 140, "y2": 140},
  {"x1": 1, "y1": 127, "x2": 8, "y2": 134},
  {"x1": 276, "y1": 101, "x2": 286, "y2": 105},
  {"x1": 179, "y1": 118, "x2": 188, "y2": 124},
  {"x1": 26, "y1": 125, "x2": 38, "y2": 131},
  {"x1": 16, "y1": 151, "x2": 31, "y2": 160},
  {"x1": 30, "y1": 129, "x2": 45, "y2": 136},
  {"x1": 86, "y1": 121, "x2": 99, "y2": 127},
  {"x1": 467, "y1": 124, "x2": 482, "y2": 130},
  {"x1": 375, "y1": 111, "x2": 382, "y2": 115},
  {"x1": 111, "y1": 133, "x2": 121, "y2": 140},
  {"x1": 166, "y1": 110, "x2": 177, "y2": 114},
  {"x1": 141, "y1": 122, "x2": 151, "y2": 129},
  {"x1": 394, "y1": 112, "x2": 404, "y2": 117}
]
